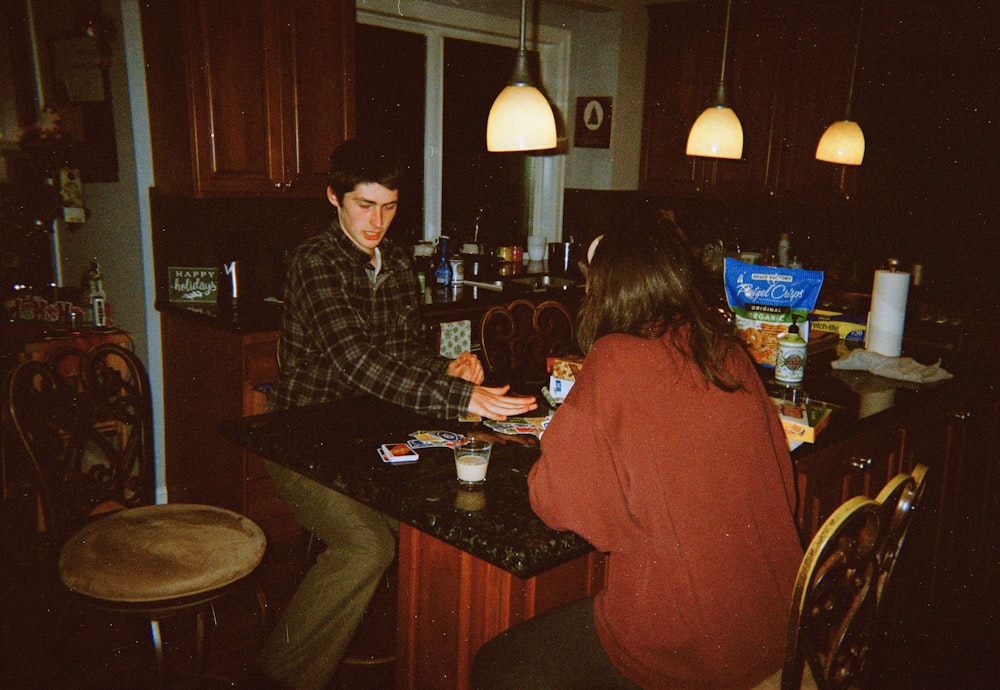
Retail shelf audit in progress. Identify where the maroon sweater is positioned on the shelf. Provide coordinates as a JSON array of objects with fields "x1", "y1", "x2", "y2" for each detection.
[{"x1": 529, "y1": 331, "x2": 803, "y2": 689}]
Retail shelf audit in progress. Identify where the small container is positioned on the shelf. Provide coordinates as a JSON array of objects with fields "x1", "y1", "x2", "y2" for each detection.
[
  {"x1": 778, "y1": 233, "x2": 791, "y2": 267},
  {"x1": 548, "y1": 242, "x2": 573, "y2": 275},
  {"x1": 449, "y1": 256, "x2": 464, "y2": 284},
  {"x1": 454, "y1": 439, "x2": 492, "y2": 485},
  {"x1": 775, "y1": 317, "x2": 807, "y2": 384},
  {"x1": 434, "y1": 254, "x2": 452, "y2": 286}
]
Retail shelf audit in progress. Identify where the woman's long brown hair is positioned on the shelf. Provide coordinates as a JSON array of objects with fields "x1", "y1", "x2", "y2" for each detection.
[{"x1": 576, "y1": 218, "x2": 744, "y2": 392}]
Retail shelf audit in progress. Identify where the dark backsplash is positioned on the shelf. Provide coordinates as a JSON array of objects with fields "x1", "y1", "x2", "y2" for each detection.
[
  {"x1": 150, "y1": 190, "x2": 333, "y2": 303},
  {"x1": 150, "y1": 187, "x2": 996, "y2": 317},
  {"x1": 562, "y1": 188, "x2": 996, "y2": 313}
]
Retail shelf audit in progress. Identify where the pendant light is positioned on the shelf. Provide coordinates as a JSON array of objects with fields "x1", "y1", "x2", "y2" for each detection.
[
  {"x1": 816, "y1": 0, "x2": 866, "y2": 165},
  {"x1": 486, "y1": 0, "x2": 557, "y2": 152},
  {"x1": 686, "y1": 0, "x2": 743, "y2": 159}
]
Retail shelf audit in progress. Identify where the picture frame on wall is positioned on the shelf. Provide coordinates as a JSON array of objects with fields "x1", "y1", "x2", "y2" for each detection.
[{"x1": 574, "y1": 97, "x2": 612, "y2": 149}]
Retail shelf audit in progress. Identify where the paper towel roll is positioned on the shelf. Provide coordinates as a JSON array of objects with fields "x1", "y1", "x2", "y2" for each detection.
[
  {"x1": 866, "y1": 270, "x2": 910, "y2": 357},
  {"x1": 859, "y1": 387, "x2": 897, "y2": 419}
]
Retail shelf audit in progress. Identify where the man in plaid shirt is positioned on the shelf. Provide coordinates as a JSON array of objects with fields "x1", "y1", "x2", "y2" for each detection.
[{"x1": 258, "y1": 139, "x2": 536, "y2": 689}]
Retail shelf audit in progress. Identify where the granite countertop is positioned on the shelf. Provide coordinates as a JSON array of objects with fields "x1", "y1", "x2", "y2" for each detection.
[
  {"x1": 215, "y1": 335, "x2": 990, "y2": 581},
  {"x1": 217, "y1": 396, "x2": 590, "y2": 579}
]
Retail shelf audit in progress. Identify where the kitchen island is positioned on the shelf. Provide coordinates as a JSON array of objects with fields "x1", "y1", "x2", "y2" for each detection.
[
  {"x1": 217, "y1": 345, "x2": 998, "y2": 689},
  {"x1": 217, "y1": 396, "x2": 605, "y2": 690}
]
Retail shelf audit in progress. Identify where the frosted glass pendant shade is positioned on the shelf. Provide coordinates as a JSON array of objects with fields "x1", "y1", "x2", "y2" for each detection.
[
  {"x1": 487, "y1": 84, "x2": 557, "y2": 152},
  {"x1": 686, "y1": 105, "x2": 744, "y2": 159},
  {"x1": 815, "y1": 119, "x2": 865, "y2": 165}
]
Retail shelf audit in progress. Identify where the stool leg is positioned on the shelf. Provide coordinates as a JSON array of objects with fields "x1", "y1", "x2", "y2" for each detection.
[
  {"x1": 255, "y1": 583, "x2": 269, "y2": 635},
  {"x1": 194, "y1": 608, "x2": 207, "y2": 681},
  {"x1": 149, "y1": 618, "x2": 166, "y2": 681}
]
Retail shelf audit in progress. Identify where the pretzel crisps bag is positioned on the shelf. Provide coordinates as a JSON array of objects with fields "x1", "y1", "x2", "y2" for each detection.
[{"x1": 724, "y1": 258, "x2": 824, "y2": 368}]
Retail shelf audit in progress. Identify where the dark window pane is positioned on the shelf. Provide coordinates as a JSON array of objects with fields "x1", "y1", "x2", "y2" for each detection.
[
  {"x1": 443, "y1": 37, "x2": 527, "y2": 249},
  {"x1": 355, "y1": 24, "x2": 426, "y2": 246}
]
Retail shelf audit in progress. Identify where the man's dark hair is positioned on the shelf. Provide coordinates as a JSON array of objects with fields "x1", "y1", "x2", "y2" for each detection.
[{"x1": 327, "y1": 138, "x2": 405, "y2": 202}]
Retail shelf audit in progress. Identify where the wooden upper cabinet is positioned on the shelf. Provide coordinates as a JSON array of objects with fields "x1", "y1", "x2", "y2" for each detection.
[
  {"x1": 142, "y1": 0, "x2": 355, "y2": 197},
  {"x1": 641, "y1": 0, "x2": 861, "y2": 202},
  {"x1": 774, "y1": 0, "x2": 861, "y2": 201}
]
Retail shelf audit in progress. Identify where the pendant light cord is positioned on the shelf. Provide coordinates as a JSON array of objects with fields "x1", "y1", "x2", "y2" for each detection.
[
  {"x1": 508, "y1": 0, "x2": 533, "y2": 87},
  {"x1": 843, "y1": 0, "x2": 866, "y2": 120},
  {"x1": 713, "y1": 0, "x2": 734, "y2": 106},
  {"x1": 518, "y1": 0, "x2": 527, "y2": 51}
]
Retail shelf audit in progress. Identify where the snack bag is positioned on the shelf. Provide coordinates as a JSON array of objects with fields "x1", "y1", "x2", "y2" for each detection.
[{"x1": 724, "y1": 258, "x2": 824, "y2": 367}]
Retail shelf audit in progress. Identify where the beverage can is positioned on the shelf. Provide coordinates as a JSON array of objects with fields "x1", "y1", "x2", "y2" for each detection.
[{"x1": 449, "y1": 257, "x2": 464, "y2": 284}]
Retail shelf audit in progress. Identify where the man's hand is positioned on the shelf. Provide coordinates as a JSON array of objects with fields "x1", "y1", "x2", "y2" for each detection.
[
  {"x1": 447, "y1": 351, "x2": 484, "y2": 384},
  {"x1": 468, "y1": 385, "x2": 537, "y2": 421}
]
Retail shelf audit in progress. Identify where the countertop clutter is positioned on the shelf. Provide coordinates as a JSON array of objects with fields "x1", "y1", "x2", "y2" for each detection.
[{"x1": 157, "y1": 263, "x2": 586, "y2": 335}]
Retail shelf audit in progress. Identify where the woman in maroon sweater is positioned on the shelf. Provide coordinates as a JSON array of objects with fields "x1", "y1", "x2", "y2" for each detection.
[{"x1": 472, "y1": 221, "x2": 803, "y2": 689}]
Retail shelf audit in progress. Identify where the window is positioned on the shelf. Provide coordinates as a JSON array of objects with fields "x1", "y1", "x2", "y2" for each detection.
[
  {"x1": 355, "y1": 23, "x2": 426, "y2": 246},
  {"x1": 357, "y1": 5, "x2": 567, "y2": 248}
]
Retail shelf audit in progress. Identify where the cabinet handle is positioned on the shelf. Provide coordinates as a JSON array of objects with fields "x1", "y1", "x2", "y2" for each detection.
[
  {"x1": 848, "y1": 456, "x2": 872, "y2": 470},
  {"x1": 273, "y1": 181, "x2": 285, "y2": 190}
]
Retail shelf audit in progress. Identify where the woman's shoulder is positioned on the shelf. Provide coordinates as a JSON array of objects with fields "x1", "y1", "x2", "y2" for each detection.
[
  {"x1": 587, "y1": 333, "x2": 671, "y2": 373},
  {"x1": 592, "y1": 332, "x2": 669, "y2": 356}
]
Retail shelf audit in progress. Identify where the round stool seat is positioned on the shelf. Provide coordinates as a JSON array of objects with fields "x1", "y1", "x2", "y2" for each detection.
[{"x1": 59, "y1": 503, "x2": 266, "y2": 603}]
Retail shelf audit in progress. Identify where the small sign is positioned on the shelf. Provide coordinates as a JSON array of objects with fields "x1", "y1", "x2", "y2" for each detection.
[
  {"x1": 574, "y1": 97, "x2": 612, "y2": 149},
  {"x1": 168, "y1": 266, "x2": 218, "y2": 303}
]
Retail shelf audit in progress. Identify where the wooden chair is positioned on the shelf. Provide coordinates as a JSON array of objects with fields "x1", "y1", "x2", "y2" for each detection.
[
  {"x1": 755, "y1": 464, "x2": 929, "y2": 690},
  {"x1": 478, "y1": 299, "x2": 576, "y2": 388},
  {"x1": 872, "y1": 464, "x2": 928, "y2": 609},
  {"x1": 7, "y1": 342, "x2": 267, "y2": 685}
]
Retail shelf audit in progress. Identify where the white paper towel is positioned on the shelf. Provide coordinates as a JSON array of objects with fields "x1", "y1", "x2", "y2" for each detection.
[{"x1": 866, "y1": 270, "x2": 910, "y2": 356}]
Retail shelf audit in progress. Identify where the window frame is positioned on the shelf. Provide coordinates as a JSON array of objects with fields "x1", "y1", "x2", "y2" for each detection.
[{"x1": 357, "y1": 2, "x2": 569, "y2": 244}]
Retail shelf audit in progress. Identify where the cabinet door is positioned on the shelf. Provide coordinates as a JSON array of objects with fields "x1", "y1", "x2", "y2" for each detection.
[
  {"x1": 773, "y1": 0, "x2": 860, "y2": 201},
  {"x1": 899, "y1": 406, "x2": 973, "y2": 596},
  {"x1": 640, "y1": 2, "x2": 717, "y2": 196},
  {"x1": 641, "y1": 2, "x2": 797, "y2": 200},
  {"x1": 276, "y1": 0, "x2": 356, "y2": 195},
  {"x1": 795, "y1": 422, "x2": 901, "y2": 541},
  {"x1": 144, "y1": 0, "x2": 355, "y2": 197},
  {"x1": 640, "y1": 0, "x2": 865, "y2": 203},
  {"x1": 183, "y1": 0, "x2": 285, "y2": 195}
]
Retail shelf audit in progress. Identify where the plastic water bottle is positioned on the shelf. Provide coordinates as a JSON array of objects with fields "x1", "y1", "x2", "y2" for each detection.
[
  {"x1": 434, "y1": 235, "x2": 452, "y2": 286},
  {"x1": 778, "y1": 233, "x2": 791, "y2": 268}
]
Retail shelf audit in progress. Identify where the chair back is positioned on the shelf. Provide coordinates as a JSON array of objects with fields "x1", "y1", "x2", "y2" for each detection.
[
  {"x1": 779, "y1": 465, "x2": 929, "y2": 690},
  {"x1": 479, "y1": 299, "x2": 575, "y2": 387},
  {"x1": 873, "y1": 464, "x2": 928, "y2": 608},
  {"x1": 7, "y1": 343, "x2": 155, "y2": 541}
]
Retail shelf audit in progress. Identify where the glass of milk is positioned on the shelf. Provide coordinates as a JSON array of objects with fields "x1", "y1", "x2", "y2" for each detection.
[{"x1": 454, "y1": 439, "x2": 492, "y2": 486}]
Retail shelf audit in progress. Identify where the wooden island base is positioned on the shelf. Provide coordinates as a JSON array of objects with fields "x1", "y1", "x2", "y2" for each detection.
[{"x1": 395, "y1": 524, "x2": 607, "y2": 690}]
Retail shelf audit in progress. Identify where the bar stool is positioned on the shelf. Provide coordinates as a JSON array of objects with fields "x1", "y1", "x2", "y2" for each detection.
[
  {"x1": 59, "y1": 503, "x2": 267, "y2": 681},
  {"x1": 7, "y1": 343, "x2": 268, "y2": 684}
]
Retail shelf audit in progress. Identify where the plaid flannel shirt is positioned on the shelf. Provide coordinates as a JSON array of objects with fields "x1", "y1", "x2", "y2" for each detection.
[{"x1": 269, "y1": 223, "x2": 474, "y2": 417}]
